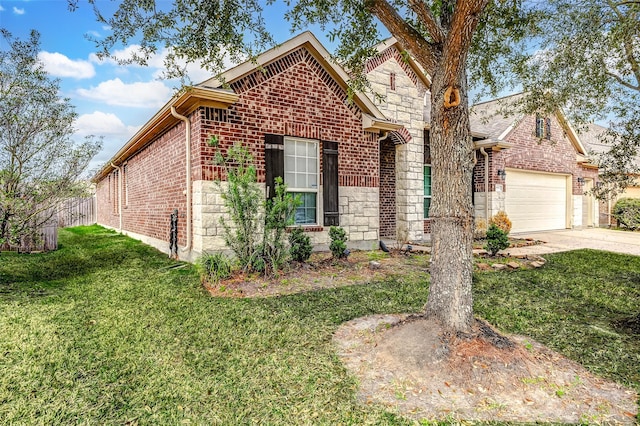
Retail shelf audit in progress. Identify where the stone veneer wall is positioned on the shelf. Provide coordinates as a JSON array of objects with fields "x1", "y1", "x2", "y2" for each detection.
[
  {"x1": 192, "y1": 181, "x2": 379, "y2": 256},
  {"x1": 366, "y1": 46, "x2": 427, "y2": 242}
]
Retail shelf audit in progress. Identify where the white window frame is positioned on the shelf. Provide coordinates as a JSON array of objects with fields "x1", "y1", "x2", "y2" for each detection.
[{"x1": 284, "y1": 136, "x2": 320, "y2": 225}]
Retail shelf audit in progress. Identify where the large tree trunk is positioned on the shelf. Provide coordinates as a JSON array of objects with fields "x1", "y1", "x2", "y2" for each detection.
[{"x1": 424, "y1": 71, "x2": 475, "y2": 334}]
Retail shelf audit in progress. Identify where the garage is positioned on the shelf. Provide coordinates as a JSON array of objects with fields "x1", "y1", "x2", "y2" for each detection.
[{"x1": 505, "y1": 169, "x2": 570, "y2": 233}]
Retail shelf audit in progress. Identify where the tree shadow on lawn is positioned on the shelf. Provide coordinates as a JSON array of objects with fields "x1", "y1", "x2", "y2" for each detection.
[{"x1": 0, "y1": 226, "x2": 182, "y2": 298}]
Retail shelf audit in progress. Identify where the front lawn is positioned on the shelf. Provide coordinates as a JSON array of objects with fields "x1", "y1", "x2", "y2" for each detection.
[{"x1": 1, "y1": 226, "x2": 638, "y2": 424}]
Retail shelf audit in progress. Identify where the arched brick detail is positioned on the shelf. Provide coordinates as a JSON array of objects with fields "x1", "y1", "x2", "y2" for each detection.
[{"x1": 388, "y1": 127, "x2": 412, "y2": 145}]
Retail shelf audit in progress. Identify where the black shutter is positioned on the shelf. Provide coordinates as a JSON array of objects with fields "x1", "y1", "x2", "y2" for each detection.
[
  {"x1": 323, "y1": 141, "x2": 339, "y2": 226},
  {"x1": 264, "y1": 134, "x2": 284, "y2": 199},
  {"x1": 545, "y1": 118, "x2": 552, "y2": 140},
  {"x1": 535, "y1": 114, "x2": 544, "y2": 138}
]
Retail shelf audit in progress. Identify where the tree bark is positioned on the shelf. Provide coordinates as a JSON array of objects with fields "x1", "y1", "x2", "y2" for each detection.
[
  {"x1": 424, "y1": 71, "x2": 475, "y2": 334},
  {"x1": 370, "y1": 0, "x2": 488, "y2": 334}
]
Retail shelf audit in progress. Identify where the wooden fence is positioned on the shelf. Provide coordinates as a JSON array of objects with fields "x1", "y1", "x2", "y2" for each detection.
[
  {"x1": 1, "y1": 197, "x2": 96, "y2": 253},
  {"x1": 57, "y1": 196, "x2": 96, "y2": 228}
]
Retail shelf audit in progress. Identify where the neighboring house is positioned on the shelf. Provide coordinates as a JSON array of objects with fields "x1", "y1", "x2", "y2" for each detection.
[
  {"x1": 93, "y1": 32, "x2": 600, "y2": 261},
  {"x1": 580, "y1": 123, "x2": 640, "y2": 226},
  {"x1": 466, "y1": 95, "x2": 600, "y2": 233}
]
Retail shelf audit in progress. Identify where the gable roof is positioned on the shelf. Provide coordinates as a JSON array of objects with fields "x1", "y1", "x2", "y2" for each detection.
[
  {"x1": 368, "y1": 37, "x2": 432, "y2": 88},
  {"x1": 468, "y1": 93, "x2": 588, "y2": 156},
  {"x1": 199, "y1": 31, "x2": 393, "y2": 126},
  {"x1": 579, "y1": 122, "x2": 640, "y2": 169},
  {"x1": 93, "y1": 32, "x2": 401, "y2": 182}
]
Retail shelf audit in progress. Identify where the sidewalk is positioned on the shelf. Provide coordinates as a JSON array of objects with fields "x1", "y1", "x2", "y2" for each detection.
[{"x1": 507, "y1": 228, "x2": 640, "y2": 257}]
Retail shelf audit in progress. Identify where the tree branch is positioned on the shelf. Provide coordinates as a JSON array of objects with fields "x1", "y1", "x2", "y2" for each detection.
[
  {"x1": 441, "y1": 0, "x2": 489, "y2": 87},
  {"x1": 368, "y1": 0, "x2": 439, "y2": 75},
  {"x1": 606, "y1": 0, "x2": 640, "y2": 91},
  {"x1": 408, "y1": 0, "x2": 446, "y2": 44},
  {"x1": 605, "y1": 70, "x2": 640, "y2": 91}
]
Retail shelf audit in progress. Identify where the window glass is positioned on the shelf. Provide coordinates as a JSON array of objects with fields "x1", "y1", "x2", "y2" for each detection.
[
  {"x1": 424, "y1": 165, "x2": 432, "y2": 219},
  {"x1": 285, "y1": 137, "x2": 319, "y2": 225}
]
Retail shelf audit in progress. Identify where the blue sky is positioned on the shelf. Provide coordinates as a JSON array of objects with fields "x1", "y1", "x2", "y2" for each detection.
[{"x1": 0, "y1": 0, "x2": 364, "y2": 172}]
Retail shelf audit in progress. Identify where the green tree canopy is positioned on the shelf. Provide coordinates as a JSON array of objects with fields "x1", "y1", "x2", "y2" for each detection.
[{"x1": 506, "y1": 0, "x2": 640, "y2": 198}]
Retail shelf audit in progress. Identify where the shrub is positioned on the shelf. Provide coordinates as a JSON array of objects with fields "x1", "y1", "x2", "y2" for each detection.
[
  {"x1": 474, "y1": 218, "x2": 488, "y2": 240},
  {"x1": 258, "y1": 177, "x2": 300, "y2": 274},
  {"x1": 289, "y1": 227, "x2": 312, "y2": 262},
  {"x1": 612, "y1": 197, "x2": 640, "y2": 230},
  {"x1": 214, "y1": 143, "x2": 300, "y2": 275},
  {"x1": 214, "y1": 143, "x2": 262, "y2": 270},
  {"x1": 484, "y1": 223, "x2": 510, "y2": 256},
  {"x1": 196, "y1": 252, "x2": 232, "y2": 283},
  {"x1": 329, "y1": 226, "x2": 348, "y2": 259},
  {"x1": 490, "y1": 210, "x2": 512, "y2": 234}
]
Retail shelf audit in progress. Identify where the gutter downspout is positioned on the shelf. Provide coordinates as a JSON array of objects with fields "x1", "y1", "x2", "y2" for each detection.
[
  {"x1": 110, "y1": 162, "x2": 123, "y2": 233},
  {"x1": 170, "y1": 106, "x2": 192, "y2": 256},
  {"x1": 377, "y1": 131, "x2": 389, "y2": 142},
  {"x1": 479, "y1": 148, "x2": 489, "y2": 223}
]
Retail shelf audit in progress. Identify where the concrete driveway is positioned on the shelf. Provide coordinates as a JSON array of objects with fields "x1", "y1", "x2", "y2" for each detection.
[{"x1": 509, "y1": 228, "x2": 640, "y2": 257}]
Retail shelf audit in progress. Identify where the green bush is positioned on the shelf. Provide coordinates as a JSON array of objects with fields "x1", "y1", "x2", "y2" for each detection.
[
  {"x1": 484, "y1": 223, "x2": 510, "y2": 256},
  {"x1": 258, "y1": 177, "x2": 300, "y2": 274},
  {"x1": 289, "y1": 227, "x2": 312, "y2": 262},
  {"x1": 329, "y1": 226, "x2": 348, "y2": 259},
  {"x1": 612, "y1": 197, "x2": 640, "y2": 230},
  {"x1": 196, "y1": 252, "x2": 232, "y2": 283}
]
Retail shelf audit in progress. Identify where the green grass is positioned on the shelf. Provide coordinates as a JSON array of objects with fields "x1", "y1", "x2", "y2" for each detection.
[
  {"x1": 474, "y1": 249, "x2": 640, "y2": 392},
  {"x1": 1, "y1": 226, "x2": 638, "y2": 424}
]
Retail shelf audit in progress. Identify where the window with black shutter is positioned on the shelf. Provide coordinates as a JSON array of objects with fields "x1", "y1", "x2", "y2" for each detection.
[
  {"x1": 535, "y1": 114, "x2": 544, "y2": 138},
  {"x1": 545, "y1": 117, "x2": 552, "y2": 140},
  {"x1": 322, "y1": 141, "x2": 339, "y2": 226},
  {"x1": 264, "y1": 134, "x2": 284, "y2": 199}
]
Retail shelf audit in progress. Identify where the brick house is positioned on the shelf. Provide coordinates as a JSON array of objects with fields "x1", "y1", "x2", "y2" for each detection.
[
  {"x1": 93, "y1": 32, "x2": 410, "y2": 261},
  {"x1": 93, "y1": 32, "x2": 599, "y2": 261},
  {"x1": 467, "y1": 95, "x2": 600, "y2": 233}
]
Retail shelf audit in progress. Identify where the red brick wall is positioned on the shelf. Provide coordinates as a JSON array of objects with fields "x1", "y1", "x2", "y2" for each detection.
[
  {"x1": 97, "y1": 122, "x2": 190, "y2": 247},
  {"x1": 195, "y1": 47, "x2": 379, "y2": 187},
  {"x1": 493, "y1": 115, "x2": 598, "y2": 194},
  {"x1": 96, "y1": 46, "x2": 379, "y2": 248}
]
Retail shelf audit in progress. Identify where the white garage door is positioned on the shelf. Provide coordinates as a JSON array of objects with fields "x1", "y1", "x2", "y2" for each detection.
[
  {"x1": 505, "y1": 169, "x2": 569, "y2": 233},
  {"x1": 622, "y1": 187, "x2": 640, "y2": 199}
]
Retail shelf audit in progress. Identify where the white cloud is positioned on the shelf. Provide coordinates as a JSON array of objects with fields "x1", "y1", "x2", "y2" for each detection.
[
  {"x1": 85, "y1": 30, "x2": 101, "y2": 38},
  {"x1": 74, "y1": 111, "x2": 139, "y2": 138},
  {"x1": 90, "y1": 44, "x2": 235, "y2": 84},
  {"x1": 13, "y1": 6, "x2": 24, "y2": 15},
  {"x1": 0, "y1": 5, "x2": 5, "y2": 12},
  {"x1": 38, "y1": 51, "x2": 95, "y2": 79},
  {"x1": 76, "y1": 78, "x2": 172, "y2": 108}
]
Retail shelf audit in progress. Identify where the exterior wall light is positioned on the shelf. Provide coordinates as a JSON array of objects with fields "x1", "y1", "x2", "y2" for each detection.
[
  {"x1": 497, "y1": 169, "x2": 506, "y2": 180},
  {"x1": 577, "y1": 177, "x2": 585, "y2": 185}
]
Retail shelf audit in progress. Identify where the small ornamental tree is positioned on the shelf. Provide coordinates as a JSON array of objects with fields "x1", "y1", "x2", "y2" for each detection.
[
  {"x1": 213, "y1": 141, "x2": 300, "y2": 275},
  {"x1": 214, "y1": 142, "x2": 262, "y2": 270},
  {"x1": 0, "y1": 30, "x2": 101, "y2": 252},
  {"x1": 258, "y1": 177, "x2": 300, "y2": 274}
]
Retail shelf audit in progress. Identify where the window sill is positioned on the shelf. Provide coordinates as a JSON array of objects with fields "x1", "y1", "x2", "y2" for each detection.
[{"x1": 286, "y1": 226, "x2": 324, "y2": 232}]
